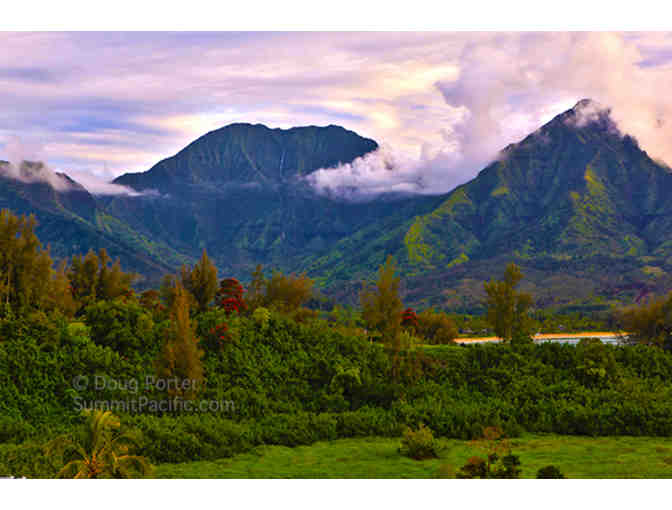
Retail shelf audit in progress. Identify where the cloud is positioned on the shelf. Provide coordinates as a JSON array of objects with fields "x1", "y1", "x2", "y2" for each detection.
[
  {"x1": 309, "y1": 32, "x2": 672, "y2": 197},
  {"x1": 63, "y1": 169, "x2": 150, "y2": 196},
  {"x1": 1, "y1": 32, "x2": 672, "y2": 198},
  {"x1": 0, "y1": 135, "x2": 154, "y2": 196},
  {"x1": 0, "y1": 160, "x2": 73, "y2": 191}
]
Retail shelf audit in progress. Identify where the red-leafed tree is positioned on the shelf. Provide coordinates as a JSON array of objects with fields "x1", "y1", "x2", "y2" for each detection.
[
  {"x1": 401, "y1": 307, "x2": 419, "y2": 331},
  {"x1": 215, "y1": 278, "x2": 247, "y2": 314}
]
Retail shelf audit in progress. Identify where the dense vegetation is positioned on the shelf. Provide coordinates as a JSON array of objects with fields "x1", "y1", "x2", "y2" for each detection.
[
  {"x1": 1, "y1": 208, "x2": 672, "y2": 478},
  {"x1": 5, "y1": 103, "x2": 672, "y2": 313}
]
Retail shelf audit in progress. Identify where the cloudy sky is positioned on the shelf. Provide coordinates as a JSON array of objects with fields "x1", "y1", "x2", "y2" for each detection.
[{"x1": 1, "y1": 31, "x2": 672, "y2": 195}]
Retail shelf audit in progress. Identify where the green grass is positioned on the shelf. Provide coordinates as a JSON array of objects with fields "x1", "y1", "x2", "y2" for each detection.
[{"x1": 153, "y1": 434, "x2": 672, "y2": 479}]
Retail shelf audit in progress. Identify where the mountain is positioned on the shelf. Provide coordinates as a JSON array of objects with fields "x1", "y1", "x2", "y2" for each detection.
[
  {"x1": 114, "y1": 123, "x2": 379, "y2": 192},
  {"x1": 3, "y1": 102, "x2": 672, "y2": 311},
  {"x1": 0, "y1": 160, "x2": 181, "y2": 282},
  {"x1": 104, "y1": 123, "x2": 442, "y2": 277},
  {"x1": 304, "y1": 100, "x2": 672, "y2": 311}
]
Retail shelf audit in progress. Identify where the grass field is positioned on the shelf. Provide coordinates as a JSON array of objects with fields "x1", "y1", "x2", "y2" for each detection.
[{"x1": 154, "y1": 434, "x2": 672, "y2": 479}]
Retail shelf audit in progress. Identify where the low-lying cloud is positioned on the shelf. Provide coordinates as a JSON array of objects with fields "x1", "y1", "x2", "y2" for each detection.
[
  {"x1": 308, "y1": 32, "x2": 672, "y2": 198},
  {"x1": 0, "y1": 135, "x2": 145, "y2": 196},
  {"x1": 2, "y1": 32, "x2": 672, "y2": 200}
]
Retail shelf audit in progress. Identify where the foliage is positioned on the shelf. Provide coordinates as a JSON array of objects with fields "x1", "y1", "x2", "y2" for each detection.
[
  {"x1": 155, "y1": 283, "x2": 204, "y2": 399},
  {"x1": 68, "y1": 248, "x2": 136, "y2": 310},
  {"x1": 0, "y1": 209, "x2": 71, "y2": 315},
  {"x1": 216, "y1": 277, "x2": 247, "y2": 314},
  {"x1": 246, "y1": 264, "x2": 267, "y2": 311},
  {"x1": 264, "y1": 271, "x2": 314, "y2": 313},
  {"x1": 84, "y1": 299, "x2": 157, "y2": 359},
  {"x1": 484, "y1": 263, "x2": 534, "y2": 344},
  {"x1": 46, "y1": 409, "x2": 151, "y2": 478},
  {"x1": 618, "y1": 293, "x2": 672, "y2": 350},
  {"x1": 399, "y1": 423, "x2": 440, "y2": 460},
  {"x1": 456, "y1": 426, "x2": 521, "y2": 478},
  {"x1": 139, "y1": 288, "x2": 162, "y2": 312},
  {"x1": 360, "y1": 255, "x2": 403, "y2": 347},
  {"x1": 416, "y1": 309, "x2": 458, "y2": 344},
  {"x1": 536, "y1": 465, "x2": 565, "y2": 478},
  {"x1": 180, "y1": 249, "x2": 219, "y2": 312},
  {"x1": 574, "y1": 338, "x2": 618, "y2": 387},
  {"x1": 252, "y1": 306, "x2": 271, "y2": 328},
  {"x1": 401, "y1": 308, "x2": 419, "y2": 332}
]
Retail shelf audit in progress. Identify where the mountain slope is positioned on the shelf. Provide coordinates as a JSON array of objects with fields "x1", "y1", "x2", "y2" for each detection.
[
  {"x1": 304, "y1": 100, "x2": 672, "y2": 310},
  {"x1": 0, "y1": 161, "x2": 182, "y2": 282},
  {"x1": 104, "y1": 123, "x2": 441, "y2": 276},
  {"x1": 113, "y1": 123, "x2": 379, "y2": 191}
]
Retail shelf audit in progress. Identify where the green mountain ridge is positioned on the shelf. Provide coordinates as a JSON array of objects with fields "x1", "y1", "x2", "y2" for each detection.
[
  {"x1": 304, "y1": 100, "x2": 672, "y2": 310},
  {"x1": 3, "y1": 102, "x2": 672, "y2": 310}
]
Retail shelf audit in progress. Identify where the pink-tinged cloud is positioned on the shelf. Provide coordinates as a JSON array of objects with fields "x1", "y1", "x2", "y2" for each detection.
[{"x1": 0, "y1": 32, "x2": 670, "y2": 197}]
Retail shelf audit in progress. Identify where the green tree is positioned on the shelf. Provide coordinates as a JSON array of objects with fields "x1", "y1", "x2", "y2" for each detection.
[
  {"x1": 68, "y1": 248, "x2": 136, "y2": 308},
  {"x1": 84, "y1": 299, "x2": 156, "y2": 358},
  {"x1": 457, "y1": 427, "x2": 522, "y2": 479},
  {"x1": 180, "y1": 249, "x2": 218, "y2": 312},
  {"x1": 618, "y1": 293, "x2": 672, "y2": 350},
  {"x1": 246, "y1": 264, "x2": 267, "y2": 311},
  {"x1": 0, "y1": 209, "x2": 70, "y2": 314},
  {"x1": 360, "y1": 255, "x2": 403, "y2": 347},
  {"x1": 46, "y1": 409, "x2": 151, "y2": 479},
  {"x1": 416, "y1": 309, "x2": 458, "y2": 344},
  {"x1": 155, "y1": 282, "x2": 204, "y2": 399},
  {"x1": 264, "y1": 271, "x2": 313, "y2": 313},
  {"x1": 483, "y1": 263, "x2": 534, "y2": 344}
]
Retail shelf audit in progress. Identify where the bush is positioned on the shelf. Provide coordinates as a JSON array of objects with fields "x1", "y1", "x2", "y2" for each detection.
[
  {"x1": 399, "y1": 423, "x2": 440, "y2": 460},
  {"x1": 84, "y1": 299, "x2": 157, "y2": 358},
  {"x1": 536, "y1": 465, "x2": 565, "y2": 478}
]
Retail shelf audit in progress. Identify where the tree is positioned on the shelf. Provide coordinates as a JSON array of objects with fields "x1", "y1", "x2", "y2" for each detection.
[
  {"x1": 264, "y1": 271, "x2": 313, "y2": 313},
  {"x1": 360, "y1": 255, "x2": 403, "y2": 347},
  {"x1": 84, "y1": 299, "x2": 156, "y2": 358},
  {"x1": 0, "y1": 209, "x2": 71, "y2": 314},
  {"x1": 139, "y1": 289, "x2": 162, "y2": 315},
  {"x1": 617, "y1": 293, "x2": 672, "y2": 350},
  {"x1": 536, "y1": 465, "x2": 565, "y2": 478},
  {"x1": 483, "y1": 263, "x2": 534, "y2": 344},
  {"x1": 457, "y1": 426, "x2": 522, "y2": 479},
  {"x1": 216, "y1": 277, "x2": 247, "y2": 314},
  {"x1": 68, "y1": 248, "x2": 136, "y2": 308},
  {"x1": 46, "y1": 409, "x2": 151, "y2": 479},
  {"x1": 180, "y1": 249, "x2": 218, "y2": 312},
  {"x1": 155, "y1": 282, "x2": 204, "y2": 399},
  {"x1": 246, "y1": 264, "x2": 267, "y2": 311},
  {"x1": 416, "y1": 309, "x2": 458, "y2": 345},
  {"x1": 401, "y1": 308, "x2": 419, "y2": 332}
]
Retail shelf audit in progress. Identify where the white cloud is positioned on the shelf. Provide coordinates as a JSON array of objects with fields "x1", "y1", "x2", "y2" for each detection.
[{"x1": 1, "y1": 32, "x2": 672, "y2": 199}]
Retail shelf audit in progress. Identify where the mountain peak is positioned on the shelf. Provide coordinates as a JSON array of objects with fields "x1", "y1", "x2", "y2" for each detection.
[
  {"x1": 573, "y1": 98, "x2": 601, "y2": 110},
  {"x1": 114, "y1": 123, "x2": 378, "y2": 192}
]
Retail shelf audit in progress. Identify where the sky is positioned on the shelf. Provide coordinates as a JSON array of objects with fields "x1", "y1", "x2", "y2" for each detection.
[{"x1": 1, "y1": 31, "x2": 672, "y2": 196}]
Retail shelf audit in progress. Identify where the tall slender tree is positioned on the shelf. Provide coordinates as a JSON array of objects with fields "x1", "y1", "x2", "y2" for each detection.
[
  {"x1": 155, "y1": 282, "x2": 204, "y2": 399},
  {"x1": 360, "y1": 255, "x2": 404, "y2": 347},
  {"x1": 180, "y1": 249, "x2": 218, "y2": 312},
  {"x1": 483, "y1": 263, "x2": 534, "y2": 344},
  {"x1": 0, "y1": 209, "x2": 68, "y2": 313}
]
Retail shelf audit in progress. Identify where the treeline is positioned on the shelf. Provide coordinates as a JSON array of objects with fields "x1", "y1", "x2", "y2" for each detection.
[{"x1": 2, "y1": 208, "x2": 672, "y2": 478}]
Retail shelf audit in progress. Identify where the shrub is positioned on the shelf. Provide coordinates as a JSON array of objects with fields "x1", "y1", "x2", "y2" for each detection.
[
  {"x1": 252, "y1": 307, "x2": 271, "y2": 328},
  {"x1": 536, "y1": 465, "x2": 565, "y2": 478},
  {"x1": 434, "y1": 463, "x2": 456, "y2": 479},
  {"x1": 416, "y1": 309, "x2": 458, "y2": 344},
  {"x1": 399, "y1": 423, "x2": 440, "y2": 460},
  {"x1": 457, "y1": 456, "x2": 488, "y2": 478},
  {"x1": 84, "y1": 299, "x2": 156, "y2": 358}
]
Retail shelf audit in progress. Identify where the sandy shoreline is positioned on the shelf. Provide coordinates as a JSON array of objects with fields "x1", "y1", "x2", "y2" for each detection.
[{"x1": 457, "y1": 332, "x2": 626, "y2": 343}]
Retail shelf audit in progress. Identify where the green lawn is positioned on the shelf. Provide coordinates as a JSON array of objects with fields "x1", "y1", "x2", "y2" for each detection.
[{"x1": 154, "y1": 434, "x2": 672, "y2": 478}]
